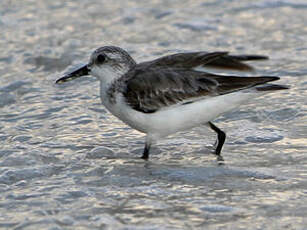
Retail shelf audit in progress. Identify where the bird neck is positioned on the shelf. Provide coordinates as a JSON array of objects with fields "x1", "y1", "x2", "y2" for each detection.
[{"x1": 96, "y1": 67, "x2": 127, "y2": 106}]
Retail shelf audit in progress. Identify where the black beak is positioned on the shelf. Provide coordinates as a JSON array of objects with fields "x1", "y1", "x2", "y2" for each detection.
[{"x1": 55, "y1": 64, "x2": 90, "y2": 84}]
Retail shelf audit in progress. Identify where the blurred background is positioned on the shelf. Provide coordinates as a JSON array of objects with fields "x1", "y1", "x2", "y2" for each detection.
[{"x1": 0, "y1": 0, "x2": 306, "y2": 229}]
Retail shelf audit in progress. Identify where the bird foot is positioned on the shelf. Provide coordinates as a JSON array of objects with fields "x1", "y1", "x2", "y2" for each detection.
[
  {"x1": 140, "y1": 155, "x2": 149, "y2": 161},
  {"x1": 216, "y1": 155, "x2": 225, "y2": 165}
]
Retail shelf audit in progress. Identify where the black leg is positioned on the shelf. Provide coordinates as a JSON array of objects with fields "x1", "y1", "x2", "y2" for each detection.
[
  {"x1": 141, "y1": 142, "x2": 150, "y2": 160},
  {"x1": 209, "y1": 122, "x2": 226, "y2": 161}
]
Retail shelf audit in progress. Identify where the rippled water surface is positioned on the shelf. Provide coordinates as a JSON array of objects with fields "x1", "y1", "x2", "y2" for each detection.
[{"x1": 1, "y1": 0, "x2": 306, "y2": 229}]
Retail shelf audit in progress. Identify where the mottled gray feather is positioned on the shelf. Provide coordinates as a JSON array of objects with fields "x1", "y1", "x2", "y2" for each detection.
[
  {"x1": 141, "y1": 51, "x2": 268, "y2": 71},
  {"x1": 120, "y1": 66, "x2": 280, "y2": 113}
]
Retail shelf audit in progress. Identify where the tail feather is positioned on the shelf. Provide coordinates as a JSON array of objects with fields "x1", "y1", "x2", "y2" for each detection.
[
  {"x1": 256, "y1": 84, "x2": 290, "y2": 91},
  {"x1": 227, "y1": 55, "x2": 269, "y2": 62},
  {"x1": 204, "y1": 55, "x2": 268, "y2": 72},
  {"x1": 204, "y1": 57, "x2": 254, "y2": 71}
]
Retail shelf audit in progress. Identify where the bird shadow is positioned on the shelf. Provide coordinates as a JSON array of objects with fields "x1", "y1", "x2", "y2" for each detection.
[{"x1": 85, "y1": 146, "x2": 286, "y2": 187}]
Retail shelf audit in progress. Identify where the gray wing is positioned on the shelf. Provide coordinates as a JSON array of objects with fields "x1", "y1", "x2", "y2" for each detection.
[
  {"x1": 142, "y1": 51, "x2": 268, "y2": 72},
  {"x1": 122, "y1": 67, "x2": 279, "y2": 113}
]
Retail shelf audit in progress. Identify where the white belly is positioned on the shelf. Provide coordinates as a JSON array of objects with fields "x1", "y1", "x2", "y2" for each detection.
[{"x1": 101, "y1": 90, "x2": 259, "y2": 138}]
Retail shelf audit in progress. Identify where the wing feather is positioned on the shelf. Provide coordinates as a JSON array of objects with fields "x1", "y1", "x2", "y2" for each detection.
[
  {"x1": 142, "y1": 52, "x2": 268, "y2": 72},
  {"x1": 122, "y1": 67, "x2": 279, "y2": 113}
]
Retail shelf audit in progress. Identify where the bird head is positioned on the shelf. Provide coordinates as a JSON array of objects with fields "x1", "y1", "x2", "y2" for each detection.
[{"x1": 56, "y1": 46, "x2": 136, "y2": 84}]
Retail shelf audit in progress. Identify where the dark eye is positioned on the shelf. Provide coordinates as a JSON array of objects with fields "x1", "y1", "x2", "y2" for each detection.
[{"x1": 97, "y1": 54, "x2": 106, "y2": 64}]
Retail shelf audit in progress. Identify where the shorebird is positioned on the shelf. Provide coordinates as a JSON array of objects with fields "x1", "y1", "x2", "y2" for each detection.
[{"x1": 56, "y1": 46, "x2": 288, "y2": 162}]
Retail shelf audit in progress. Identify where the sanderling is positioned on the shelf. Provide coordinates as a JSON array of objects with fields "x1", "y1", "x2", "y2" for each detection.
[{"x1": 56, "y1": 46, "x2": 288, "y2": 162}]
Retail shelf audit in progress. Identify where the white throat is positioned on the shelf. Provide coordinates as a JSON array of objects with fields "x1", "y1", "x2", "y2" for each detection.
[
  {"x1": 90, "y1": 64, "x2": 127, "y2": 86},
  {"x1": 89, "y1": 64, "x2": 129, "y2": 108}
]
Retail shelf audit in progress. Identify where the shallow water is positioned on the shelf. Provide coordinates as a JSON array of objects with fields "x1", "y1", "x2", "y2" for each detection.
[{"x1": 0, "y1": 0, "x2": 306, "y2": 229}]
